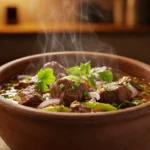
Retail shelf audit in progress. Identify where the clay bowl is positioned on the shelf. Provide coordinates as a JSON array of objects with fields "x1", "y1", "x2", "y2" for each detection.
[{"x1": 0, "y1": 51, "x2": 150, "y2": 150}]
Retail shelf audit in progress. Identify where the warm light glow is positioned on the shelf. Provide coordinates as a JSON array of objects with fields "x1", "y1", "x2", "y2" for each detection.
[
  {"x1": 0, "y1": 0, "x2": 79, "y2": 24},
  {"x1": 0, "y1": 0, "x2": 112, "y2": 25}
]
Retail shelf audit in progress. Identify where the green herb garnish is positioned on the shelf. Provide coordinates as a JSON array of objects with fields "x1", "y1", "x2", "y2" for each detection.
[
  {"x1": 98, "y1": 70, "x2": 113, "y2": 83},
  {"x1": 25, "y1": 76, "x2": 31, "y2": 81},
  {"x1": 67, "y1": 61, "x2": 91, "y2": 77},
  {"x1": 72, "y1": 85, "x2": 76, "y2": 91},
  {"x1": 80, "y1": 61, "x2": 91, "y2": 76},
  {"x1": 90, "y1": 68, "x2": 113, "y2": 83},
  {"x1": 116, "y1": 99, "x2": 146, "y2": 109},
  {"x1": 83, "y1": 91, "x2": 89, "y2": 99},
  {"x1": 140, "y1": 85, "x2": 147, "y2": 89},
  {"x1": 133, "y1": 82, "x2": 146, "y2": 90},
  {"x1": 74, "y1": 81, "x2": 80, "y2": 87},
  {"x1": 141, "y1": 91, "x2": 148, "y2": 95},
  {"x1": 2, "y1": 94, "x2": 9, "y2": 98},
  {"x1": 59, "y1": 84, "x2": 65, "y2": 89},
  {"x1": 104, "y1": 87, "x2": 110, "y2": 92},
  {"x1": 87, "y1": 75, "x2": 96, "y2": 89},
  {"x1": 35, "y1": 68, "x2": 56, "y2": 92},
  {"x1": 132, "y1": 99, "x2": 146, "y2": 105}
]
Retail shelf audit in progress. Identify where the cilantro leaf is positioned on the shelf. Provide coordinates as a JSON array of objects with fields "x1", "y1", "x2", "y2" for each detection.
[
  {"x1": 66, "y1": 66, "x2": 81, "y2": 76},
  {"x1": 80, "y1": 61, "x2": 91, "y2": 77},
  {"x1": 36, "y1": 68, "x2": 56, "y2": 92},
  {"x1": 98, "y1": 70, "x2": 113, "y2": 83},
  {"x1": 35, "y1": 80, "x2": 49, "y2": 92},
  {"x1": 87, "y1": 75, "x2": 96, "y2": 89},
  {"x1": 67, "y1": 61, "x2": 91, "y2": 77}
]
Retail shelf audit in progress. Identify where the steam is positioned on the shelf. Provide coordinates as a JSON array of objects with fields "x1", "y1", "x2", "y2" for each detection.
[{"x1": 29, "y1": 0, "x2": 117, "y2": 69}]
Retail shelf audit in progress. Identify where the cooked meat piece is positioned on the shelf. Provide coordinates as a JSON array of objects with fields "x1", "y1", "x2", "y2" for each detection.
[
  {"x1": 118, "y1": 76, "x2": 142, "y2": 91},
  {"x1": 118, "y1": 76, "x2": 132, "y2": 84},
  {"x1": 50, "y1": 79, "x2": 89, "y2": 106},
  {"x1": 18, "y1": 85, "x2": 43, "y2": 106},
  {"x1": 70, "y1": 103, "x2": 91, "y2": 113},
  {"x1": 97, "y1": 82, "x2": 132, "y2": 104},
  {"x1": 14, "y1": 76, "x2": 37, "y2": 89},
  {"x1": 43, "y1": 61, "x2": 66, "y2": 79},
  {"x1": 14, "y1": 79, "x2": 34, "y2": 89}
]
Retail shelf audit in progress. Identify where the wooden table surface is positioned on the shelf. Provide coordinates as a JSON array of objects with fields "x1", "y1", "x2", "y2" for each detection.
[{"x1": 0, "y1": 137, "x2": 10, "y2": 150}]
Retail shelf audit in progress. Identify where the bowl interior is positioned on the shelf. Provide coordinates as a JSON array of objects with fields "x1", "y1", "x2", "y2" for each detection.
[
  {"x1": 0, "y1": 51, "x2": 150, "y2": 83},
  {"x1": 0, "y1": 51, "x2": 150, "y2": 121}
]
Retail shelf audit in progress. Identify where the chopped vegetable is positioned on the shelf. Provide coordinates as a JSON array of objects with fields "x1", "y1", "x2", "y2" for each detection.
[
  {"x1": 42, "y1": 105, "x2": 70, "y2": 112},
  {"x1": 72, "y1": 85, "x2": 76, "y2": 91},
  {"x1": 114, "y1": 99, "x2": 146, "y2": 109},
  {"x1": 74, "y1": 81, "x2": 80, "y2": 87},
  {"x1": 133, "y1": 82, "x2": 146, "y2": 91},
  {"x1": 141, "y1": 91, "x2": 148, "y2": 95},
  {"x1": 2, "y1": 94, "x2": 9, "y2": 98},
  {"x1": 35, "y1": 68, "x2": 56, "y2": 92},
  {"x1": 71, "y1": 81, "x2": 80, "y2": 91},
  {"x1": 132, "y1": 99, "x2": 146, "y2": 106},
  {"x1": 13, "y1": 95, "x2": 22, "y2": 103},
  {"x1": 83, "y1": 101, "x2": 117, "y2": 111},
  {"x1": 89, "y1": 92, "x2": 100, "y2": 100},
  {"x1": 83, "y1": 91, "x2": 89, "y2": 99},
  {"x1": 25, "y1": 76, "x2": 31, "y2": 81},
  {"x1": 59, "y1": 84, "x2": 65, "y2": 89}
]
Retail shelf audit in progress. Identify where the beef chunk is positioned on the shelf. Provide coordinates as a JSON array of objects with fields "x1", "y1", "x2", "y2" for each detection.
[
  {"x1": 97, "y1": 82, "x2": 132, "y2": 104},
  {"x1": 14, "y1": 76, "x2": 37, "y2": 89},
  {"x1": 50, "y1": 79, "x2": 89, "y2": 106},
  {"x1": 118, "y1": 76, "x2": 142, "y2": 90},
  {"x1": 43, "y1": 61, "x2": 66, "y2": 79},
  {"x1": 19, "y1": 85, "x2": 43, "y2": 106},
  {"x1": 14, "y1": 80, "x2": 34, "y2": 89},
  {"x1": 70, "y1": 103, "x2": 91, "y2": 113}
]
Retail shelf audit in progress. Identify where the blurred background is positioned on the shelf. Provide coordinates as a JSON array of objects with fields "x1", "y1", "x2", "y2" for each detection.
[{"x1": 0, "y1": 0, "x2": 150, "y2": 65}]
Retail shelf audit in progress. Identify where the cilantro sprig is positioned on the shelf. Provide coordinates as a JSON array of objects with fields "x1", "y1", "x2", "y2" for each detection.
[
  {"x1": 98, "y1": 70, "x2": 113, "y2": 83},
  {"x1": 66, "y1": 61, "x2": 113, "y2": 89},
  {"x1": 35, "y1": 68, "x2": 56, "y2": 92},
  {"x1": 67, "y1": 61, "x2": 91, "y2": 77}
]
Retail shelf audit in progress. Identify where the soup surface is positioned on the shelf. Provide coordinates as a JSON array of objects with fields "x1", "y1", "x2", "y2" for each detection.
[{"x1": 0, "y1": 61, "x2": 150, "y2": 113}]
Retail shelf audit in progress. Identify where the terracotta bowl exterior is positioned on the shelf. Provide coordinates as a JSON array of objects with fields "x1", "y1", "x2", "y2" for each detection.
[{"x1": 0, "y1": 52, "x2": 150, "y2": 150}]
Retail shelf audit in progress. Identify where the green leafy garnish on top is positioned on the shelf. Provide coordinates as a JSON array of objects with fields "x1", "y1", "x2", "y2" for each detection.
[
  {"x1": 98, "y1": 70, "x2": 113, "y2": 83},
  {"x1": 90, "y1": 68, "x2": 113, "y2": 83},
  {"x1": 67, "y1": 61, "x2": 91, "y2": 77},
  {"x1": 66, "y1": 61, "x2": 113, "y2": 89},
  {"x1": 35, "y1": 68, "x2": 56, "y2": 92}
]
